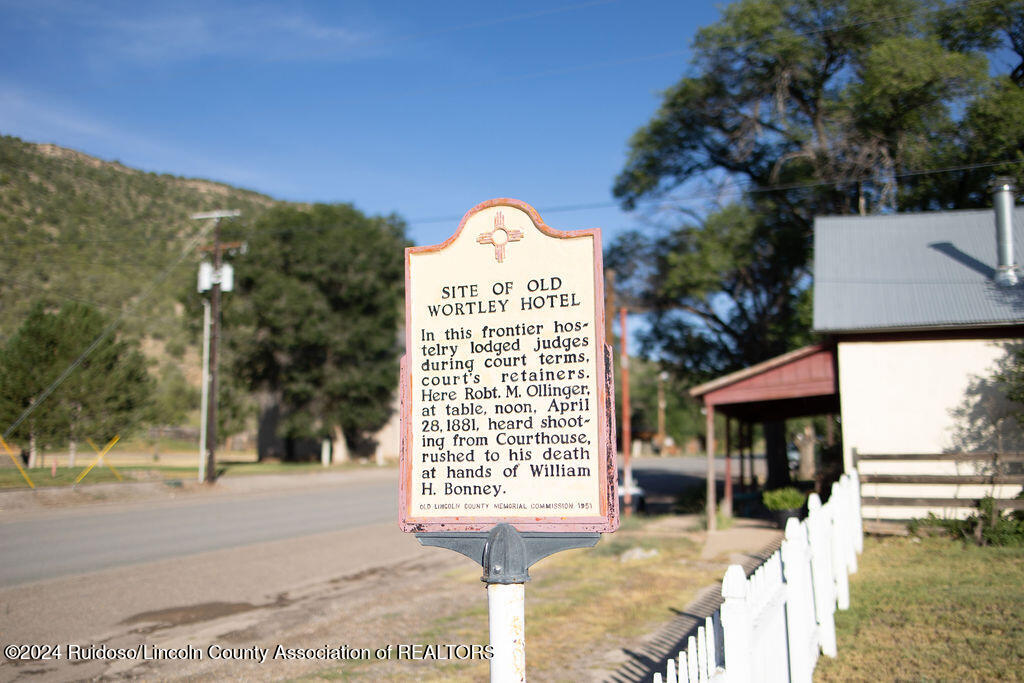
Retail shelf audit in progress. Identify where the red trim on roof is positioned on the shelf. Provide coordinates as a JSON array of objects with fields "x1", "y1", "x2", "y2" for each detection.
[{"x1": 689, "y1": 344, "x2": 837, "y2": 408}]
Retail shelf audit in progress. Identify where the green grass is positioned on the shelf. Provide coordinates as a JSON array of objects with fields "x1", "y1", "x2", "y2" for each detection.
[
  {"x1": 816, "y1": 535, "x2": 1024, "y2": 681},
  {"x1": 119, "y1": 437, "x2": 206, "y2": 453},
  {"x1": 0, "y1": 459, "x2": 388, "y2": 489},
  {"x1": 0, "y1": 465, "x2": 191, "y2": 488}
]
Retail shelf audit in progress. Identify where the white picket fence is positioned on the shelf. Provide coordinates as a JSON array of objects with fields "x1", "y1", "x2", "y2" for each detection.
[{"x1": 655, "y1": 472, "x2": 864, "y2": 683}]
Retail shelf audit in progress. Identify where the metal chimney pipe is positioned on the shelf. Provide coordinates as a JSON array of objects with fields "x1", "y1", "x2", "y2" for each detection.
[{"x1": 993, "y1": 177, "x2": 1018, "y2": 287}]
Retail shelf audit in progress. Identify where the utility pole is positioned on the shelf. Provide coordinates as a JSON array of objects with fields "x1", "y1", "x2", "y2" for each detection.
[
  {"x1": 198, "y1": 299, "x2": 210, "y2": 483},
  {"x1": 604, "y1": 269, "x2": 616, "y2": 343},
  {"x1": 193, "y1": 210, "x2": 240, "y2": 484},
  {"x1": 620, "y1": 306, "x2": 632, "y2": 516}
]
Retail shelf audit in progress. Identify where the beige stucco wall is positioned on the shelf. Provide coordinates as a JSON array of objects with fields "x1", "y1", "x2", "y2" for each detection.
[{"x1": 838, "y1": 338, "x2": 1020, "y2": 471}]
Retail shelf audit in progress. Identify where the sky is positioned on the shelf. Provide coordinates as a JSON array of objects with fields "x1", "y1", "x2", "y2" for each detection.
[{"x1": 0, "y1": 0, "x2": 726, "y2": 248}]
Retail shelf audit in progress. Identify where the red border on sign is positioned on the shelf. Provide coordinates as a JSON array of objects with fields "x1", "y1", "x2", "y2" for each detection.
[{"x1": 399, "y1": 198, "x2": 618, "y2": 533}]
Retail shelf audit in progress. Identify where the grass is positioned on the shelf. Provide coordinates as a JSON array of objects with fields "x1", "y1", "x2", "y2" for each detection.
[
  {"x1": 816, "y1": 535, "x2": 1024, "y2": 681},
  {"x1": 315, "y1": 515, "x2": 722, "y2": 681},
  {"x1": 0, "y1": 459, "x2": 388, "y2": 489}
]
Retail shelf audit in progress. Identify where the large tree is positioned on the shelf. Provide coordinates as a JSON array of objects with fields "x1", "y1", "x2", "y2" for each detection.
[
  {"x1": 0, "y1": 301, "x2": 153, "y2": 465},
  {"x1": 610, "y1": 0, "x2": 1024, "y2": 485},
  {"x1": 224, "y1": 204, "x2": 406, "y2": 461}
]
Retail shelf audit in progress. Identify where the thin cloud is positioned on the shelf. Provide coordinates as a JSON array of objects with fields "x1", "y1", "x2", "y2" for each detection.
[
  {"x1": 2, "y1": 0, "x2": 622, "y2": 66},
  {"x1": 101, "y1": 6, "x2": 381, "y2": 64},
  {"x1": 1, "y1": 1, "x2": 384, "y2": 65},
  {"x1": 0, "y1": 84, "x2": 288, "y2": 194}
]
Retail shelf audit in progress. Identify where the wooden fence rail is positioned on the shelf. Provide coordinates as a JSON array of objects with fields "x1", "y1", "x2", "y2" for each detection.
[
  {"x1": 654, "y1": 473, "x2": 863, "y2": 683},
  {"x1": 855, "y1": 450, "x2": 1024, "y2": 524}
]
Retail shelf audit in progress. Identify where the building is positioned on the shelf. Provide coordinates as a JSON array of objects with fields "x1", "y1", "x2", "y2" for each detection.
[
  {"x1": 692, "y1": 181, "x2": 1024, "y2": 523},
  {"x1": 815, "y1": 180, "x2": 1024, "y2": 521}
]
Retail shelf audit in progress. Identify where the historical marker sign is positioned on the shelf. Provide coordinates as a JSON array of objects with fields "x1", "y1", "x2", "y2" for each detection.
[{"x1": 400, "y1": 198, "x2": 618, "y2": 533}]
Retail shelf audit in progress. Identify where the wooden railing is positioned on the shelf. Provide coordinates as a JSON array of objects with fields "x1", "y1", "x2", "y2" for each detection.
[{"x1": 855, "y1": 451, "x2": 1024, "y2": 522}]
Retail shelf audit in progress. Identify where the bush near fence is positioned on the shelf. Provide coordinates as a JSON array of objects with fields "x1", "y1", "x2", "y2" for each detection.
[{"x1": 654, "y1": 473, "x2": 863, "y2": 683}]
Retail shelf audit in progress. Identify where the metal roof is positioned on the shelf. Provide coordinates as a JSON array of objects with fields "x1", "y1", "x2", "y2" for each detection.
[{"x1": 813, "y1": 206, "x2": 1024, "y2": 332}]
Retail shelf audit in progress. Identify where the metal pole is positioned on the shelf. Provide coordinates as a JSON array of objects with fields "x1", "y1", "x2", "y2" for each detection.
[
  {"x1": 488, "y1": 583, "x2": 526, "y2": 682},
  {"x1": 619, "y1": 307, "x2": 632, "y2": 516},
  {"x1": 206, "y1": 218, "x2": 221, "y2": 484},
  {"x1": 417, "y1": 525, "x2": 598, "y2": 683},
  {"x1": 198, "y1": 299, "x2": 211, "y2": 483}
]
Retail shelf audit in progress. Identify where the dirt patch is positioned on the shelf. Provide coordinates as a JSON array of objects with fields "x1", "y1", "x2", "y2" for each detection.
[{"x1": 121, "y1": 599, "x2": 292, "y2": 634}]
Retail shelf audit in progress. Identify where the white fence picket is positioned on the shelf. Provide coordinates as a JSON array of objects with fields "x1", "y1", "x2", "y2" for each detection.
[
  {"x1": 687, "y1": 635, "x2": 699, "y2": 682},
  {"x1": 654, "y1": 474, "x2": 863, "y2": 683},
  {"x1": 806, "y1": 492, "x2": 838, "y2": 657},
  {"x1": 782, "y1": 518, "x2": 815, "y2": 683}
]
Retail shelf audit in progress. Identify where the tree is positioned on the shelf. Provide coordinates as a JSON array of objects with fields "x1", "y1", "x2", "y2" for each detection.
[
  {"x1": 224, "y1": 204, "x2": 406, "y2": 461},
  {"x1": 615, "y1": 353, "x2": 704, "y2": 449},
  {"x1": 0, "y1": 301, "x2": 154, "y2": 465},
  {"x1": 610, "y1": 0, "x2": 1024, "y2": 486},
  {"x1": 998, "y1": 342, "x2": 1024, "y2": 434}
]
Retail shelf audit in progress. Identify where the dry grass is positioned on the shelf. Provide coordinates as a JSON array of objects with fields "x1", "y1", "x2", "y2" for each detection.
[
  {"x1": 816, "y1": 535, "x2": 1024, "y2": 681},
  {"x1": 311, "y1": 515, "x2": 722, "y2": 681}
]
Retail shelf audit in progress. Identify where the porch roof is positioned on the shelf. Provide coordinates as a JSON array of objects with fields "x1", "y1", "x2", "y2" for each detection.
[{"x1": 688, "y1": 344, "x2": 839, "y2": 421}]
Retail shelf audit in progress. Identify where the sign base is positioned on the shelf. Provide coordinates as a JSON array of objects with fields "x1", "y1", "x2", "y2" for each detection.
[{"x1": 416, "y1": 523, "x2": 600, "y2": 584}]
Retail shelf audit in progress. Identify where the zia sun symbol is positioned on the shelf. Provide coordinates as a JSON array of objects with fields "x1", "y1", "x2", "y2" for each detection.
[{"x1": 477, "y1": 211, "x2": 523, "y2": 263}]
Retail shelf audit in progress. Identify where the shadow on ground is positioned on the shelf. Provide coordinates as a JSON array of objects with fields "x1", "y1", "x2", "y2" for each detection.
[{"x1": 605, "y1": 536, "x2": 781, "y2": 682}]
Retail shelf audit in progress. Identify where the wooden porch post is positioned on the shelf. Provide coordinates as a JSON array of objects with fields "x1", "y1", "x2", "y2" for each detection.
[
  {"x1": 723, "y1": 416, "x2": 733, "y2": 518},
  {"x1": 705, "y1": 400, "x2": 717, "y2": 531},
  {"x1": 739, "y1": 420, "x2": 748, "y2": 491}
]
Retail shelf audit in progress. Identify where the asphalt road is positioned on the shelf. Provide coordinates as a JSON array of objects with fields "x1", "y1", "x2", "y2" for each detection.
[
  {"x1": 0, "y1": 457, "x2": 744, "y2": 681},
  {"x1": 0, "y1": 456, "x2": 755, "y2": 587},
  {"x1": 0, "y1": 474, "x2": 396, "y2": 587}
]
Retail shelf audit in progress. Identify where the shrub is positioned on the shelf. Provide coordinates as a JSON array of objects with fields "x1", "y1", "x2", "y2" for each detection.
[
  {"x1": 762, "y1": 486, "x2": 807, "y2": 511},
  {"x1": 908, "y1": 495, "x2": 1024, "y2": 546}
]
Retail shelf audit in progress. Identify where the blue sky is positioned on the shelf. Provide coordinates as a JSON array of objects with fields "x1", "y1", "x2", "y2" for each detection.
[{"x1": 0, "y1": 0, "x2": 725, "y2": 248}]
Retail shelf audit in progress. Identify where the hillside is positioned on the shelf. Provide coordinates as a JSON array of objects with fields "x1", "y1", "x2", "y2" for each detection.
[
  {"x1": 0, "y1": 135, "x2": 282, "y2": 428},
  {"x1": 0, "y1": 135, "x2": 278, "y2": 341}
]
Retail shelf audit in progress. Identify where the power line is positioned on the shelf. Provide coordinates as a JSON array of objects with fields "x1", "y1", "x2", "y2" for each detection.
[
  {"x1": 0, "y1": 237, "x2": 189, "y2": 248},
  {"x1": 0, "y1": 275, "x2": 189, "y2": 329},
  {"x1": 363, "y1": 0, "x2": 1004, "y2": 104},
  {"x1": 407, "y1": 157, "x2": 1024, "y2": 225},
  {"x1": 2, "y1": 221, "x2": 216, "y2": 440},
  {"x1": 708, "y1": 0, "x2": 1004, "y2": 50},
  {"x1": 0, "y1": 252, "x2": 193, "y2": 270}
]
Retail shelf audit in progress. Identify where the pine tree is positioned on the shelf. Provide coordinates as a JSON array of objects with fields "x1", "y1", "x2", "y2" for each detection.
[{"x1": 0, "y1": 301, "x2": 154, "y2": 464}]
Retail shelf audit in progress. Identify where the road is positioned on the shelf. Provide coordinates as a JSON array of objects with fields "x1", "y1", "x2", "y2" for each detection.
[
  {"x1": 0, "y1": 474, "x2": 395, "y2": 586},
  {"x1": 624, "y1": 454, "x2": 767, "y2": 512},
  {"x1": 0, "y1": 457, "x2": 730, "y2": 681},
  {"x1": 0, "y1": 468, "x2": 447, "y2": 681},
  {"x1": 1, "y1": 456, "x2": 750, "y2": 587}
]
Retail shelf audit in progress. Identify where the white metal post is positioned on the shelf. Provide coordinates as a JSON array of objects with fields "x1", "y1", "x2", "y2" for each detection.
[
  {"x1": 198, "y1": 299, "x2": 211, "y2": 483},
  {"x1": 487, "y1": 583, "x2": 526, "y2": 683}
]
